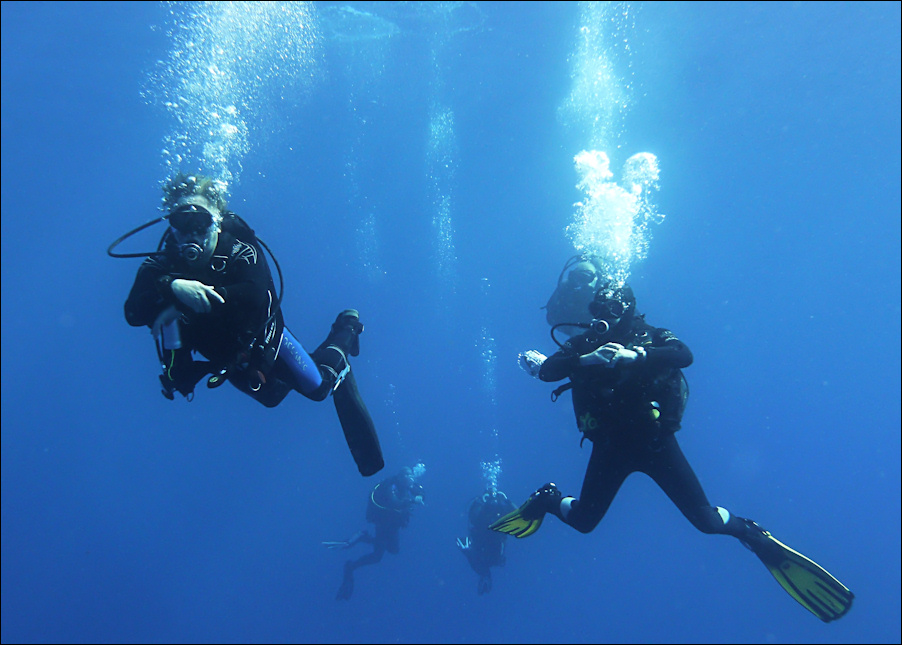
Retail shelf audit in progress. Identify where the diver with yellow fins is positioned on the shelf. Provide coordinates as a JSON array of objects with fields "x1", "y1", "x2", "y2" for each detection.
[{"x1": 494, "y1": 263, "x2": 853, "y2": 622}]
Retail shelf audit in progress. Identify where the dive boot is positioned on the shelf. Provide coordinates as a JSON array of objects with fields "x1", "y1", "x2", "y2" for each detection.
[
  {"x1": 489, "y1": 483, "x2": 562, "y2": 538},
  {"x1": 330, "y1": 309, "x2": 363, "y2": 357},
  {"x1": 311, "y1": 309, "x2": 362, "y2": 394}
]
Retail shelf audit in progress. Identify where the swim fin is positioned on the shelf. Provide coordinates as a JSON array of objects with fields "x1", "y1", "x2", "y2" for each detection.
[
  {"x1": 333, "y1": 368, "x2": 384, "y2": 477},
  {"x1": 488, "y1": 483, "x2": 561, "y2": 539},
  {"x1": 744, "y1": 521, "x2": 853, "y2": 622}
]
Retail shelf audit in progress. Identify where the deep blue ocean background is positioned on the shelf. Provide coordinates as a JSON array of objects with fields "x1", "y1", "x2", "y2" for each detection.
[{"x1": 2, "y1": 2, "x2": 900, "y2": 643}]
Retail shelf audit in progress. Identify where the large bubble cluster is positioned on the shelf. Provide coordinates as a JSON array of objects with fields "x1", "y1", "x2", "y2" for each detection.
[
  {"x1": 144, "y1": 1, "x2": 321, "y2": 190},
  {"x1": 567, "y1": 149, "x2": 662, "y2": 289}
]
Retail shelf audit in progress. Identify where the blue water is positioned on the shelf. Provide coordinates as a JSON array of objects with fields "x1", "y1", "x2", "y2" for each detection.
[{"x1": 2, "y1": 2, "x2": 899, "y2": 643}]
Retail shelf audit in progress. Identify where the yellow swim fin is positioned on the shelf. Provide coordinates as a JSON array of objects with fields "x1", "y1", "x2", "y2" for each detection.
[
  {"x1": 488, "y1": 483, "x2": 561, "y2": 539},
  {"x1": 745, "y1": 522, "x2": 853, "y2": 622},
  {"x1": 489, "y1": 507, "x2": 545, "y2": 538}
]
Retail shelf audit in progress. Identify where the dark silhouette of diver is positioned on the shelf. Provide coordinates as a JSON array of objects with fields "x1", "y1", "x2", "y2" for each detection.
[
  {"x1": 498, "y1": 263, "x2": 853, "y2": 623},
  {"x1": 456, "y1": 487, "x2": 516, "y2": 595},
  {"x1": 323, "y1": 466, "x2": 425, "y2": 600},
  {"x1": 114, "y1": 173, "x2": 382, "y2": 476}
]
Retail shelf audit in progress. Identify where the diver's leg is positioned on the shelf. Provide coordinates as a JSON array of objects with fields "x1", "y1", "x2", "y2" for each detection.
[
  {"x1": 347, "y1": 544, "x2": 386, "y2": 570},
  {"x1": 644, "y1": 436, "x2": 854, "y2": 621},
  {"x1": 337, "y1": 542, "x2": 387, "y2": 601},
  {"x1": 277, "y1": 311, "x2": 361, "y2": 403},
  {"x1": 643, "y1": 433, "x2": 748, "y2": 536},
  {"x1": 276, "y1": 328, "x2": 323, "y2": 397},
  {"x1": 305, "y1": 310, "x2": 365, "y2": 401},
  {"x1": 276, "y1": 313, "x2": 382, "y2": 475},
  {"x1": 556, "y1": 441, "x2": 632, "y2": 534}
]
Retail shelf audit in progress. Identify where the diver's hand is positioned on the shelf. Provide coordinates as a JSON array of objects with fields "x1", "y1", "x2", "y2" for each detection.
[
  {"x1": 151, "y1": 305, "x2": 181, "y2": 340},
  {"x1": 581, "y1": 342, "x2": 643, "y2": 367},
  {"x1": 456, "y1": 537, "x2": 471, "y2": 551},
  {"x1": 322, "y1": 541, "x2": 350, "y2": 550},
  {"x1": 171, "y1": 278, "x2": 225, "y2": 314},
  {"x1": 518, "y1": 350, "x2": 547, "y2": 378}
]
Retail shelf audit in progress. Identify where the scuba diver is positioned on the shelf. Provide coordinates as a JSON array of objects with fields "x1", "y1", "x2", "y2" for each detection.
[
  {"x1": 542, "y1": 253, "x2": 606, "y2": 337},
  {"x1": 456, "y1": 487, "x2": 516, "y2": 595},
  {"x1": 114, "y1": 173, "x2": 383, "y2": 477},
  {"x1": 494, "y1": 259, "x2": 853, "y2": 623},
  {"x1": 323, "y1": 465, "x2": 425, "y2": 600}
]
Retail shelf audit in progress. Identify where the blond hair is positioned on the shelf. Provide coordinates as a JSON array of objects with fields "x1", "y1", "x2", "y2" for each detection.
[{"x1": 161, "y1": 173, "x2": 228, "y2": 213}]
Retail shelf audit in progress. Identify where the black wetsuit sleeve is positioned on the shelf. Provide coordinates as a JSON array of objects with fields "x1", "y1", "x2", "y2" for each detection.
[
  {"x1": 537, "y1": 324, "x2": 692, "y2": 381},
  {"x1": 538, "y1": 351, "x2": 581, "y2": 382},
  {"x1": 538, "y1": 334, "x2": 591, "y2": 382},
  {"x1": 644, "y1": 328, "x2": 693, "y2": 369},
  {"x1": 124, "y1": 256, "x2": 176, "y2": 328}
]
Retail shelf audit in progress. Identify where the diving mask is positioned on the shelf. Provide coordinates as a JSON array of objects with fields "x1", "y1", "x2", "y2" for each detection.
[{"x1": 169, "y1": 203, "x2": 214, "y2": 235}]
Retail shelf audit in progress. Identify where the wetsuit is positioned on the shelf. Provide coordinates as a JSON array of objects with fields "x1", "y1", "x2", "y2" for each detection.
[
  {"x1": 124, "y1": 214, "x2": 350, "y2": 406},
  {"x1": 539, "y1": 315, "x2": 753, "y2": 539},
  {"x1": 367, "y1": 475, "x2": 424, "y2": 549},
  {"x1": 462, "y1": 493, "x2": 517, "y2": 594},
  {"x1": 123, "y1": 209, "x2": 383, "y2": 478}
]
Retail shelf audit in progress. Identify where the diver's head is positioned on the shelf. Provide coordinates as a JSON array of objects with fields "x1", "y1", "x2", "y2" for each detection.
[
  {"x1": 565, "y1": 260, "x2": 599, "y2": 293},
  {"x1": 589, "y1": 282, "x2": 636, "y2": 333},
  {"x1": 168, "y1": 198, "x2": 220, "y2": 267},
  {"x1": 547, "y1": 258, "x2": 601, "y2": 335},
  {"x1": 163, "y1": 173, "x2": 226, "y2": 267},
  {"x1": 162, "y1": 172, "x2": 228, "y2": 215}
]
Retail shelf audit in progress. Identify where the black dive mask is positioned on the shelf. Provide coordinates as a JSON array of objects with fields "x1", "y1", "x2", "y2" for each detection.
[
  {"x1": 169, "y1": 203, "x2": 214, "y2": 235},
  {"x1": 587, "y1": 290, "x2": 630, "y2": 339},
  {"x1": 589, "y1": 295, "x2": 626, "y2": 320},
  {"x1": 169, "y1": 204, "x2": 215, "y2": 263}
]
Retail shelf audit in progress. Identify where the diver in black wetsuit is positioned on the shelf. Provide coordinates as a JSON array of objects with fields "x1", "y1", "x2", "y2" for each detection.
[
  {"x1": 456, "y1": 488, "x2": 516, "y2": 595},
  {"x1": 119, "y1": 173, "x2": 382, "y2": 476},
  {"x1": 323, "y1": 466, "x2": 425, "y2": 600},
  {"x1": 496, "y1": 264, "x2": 853, "y2": 622}
]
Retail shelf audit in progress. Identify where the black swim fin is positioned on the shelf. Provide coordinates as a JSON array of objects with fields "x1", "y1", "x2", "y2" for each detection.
[{"x1": 333, "y1": 368, "x2": 383, "y2": 477}]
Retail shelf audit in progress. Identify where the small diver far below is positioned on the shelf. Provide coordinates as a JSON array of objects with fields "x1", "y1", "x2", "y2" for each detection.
[
  {"x1": 323, "y1": 465, "x2": 425, "y2": 600},
  {"x1": 457, "y1": 486, "x2": 517, "y2": 595}
]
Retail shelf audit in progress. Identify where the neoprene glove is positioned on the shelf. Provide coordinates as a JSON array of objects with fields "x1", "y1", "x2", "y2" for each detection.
[
  {"x1": 171, "y1": 278, "x2": 225, "y2": 314},
  {"x1": 518, "y1": 350, "x2": 548, "y2": 378}
]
